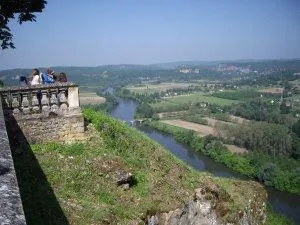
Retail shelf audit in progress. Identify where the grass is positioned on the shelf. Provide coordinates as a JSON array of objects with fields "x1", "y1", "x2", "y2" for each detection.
[
  {"x1": 151, "y1": 92, "x2": 239, "y2": 112},
  {"x1": 9, "y1": 109, "x2": 281, "y2": 224},
  {"x1": 127, "y1": 82, "x2": 192, "y2": 94}
]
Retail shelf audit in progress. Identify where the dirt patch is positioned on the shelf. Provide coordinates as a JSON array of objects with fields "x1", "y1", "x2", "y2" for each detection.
[
  {"x1": 225, "y1": 145, "x2": 248, "y2": 154},
  {"x1": 260, "y1": 87, "x2": 284, "y2": 94}
]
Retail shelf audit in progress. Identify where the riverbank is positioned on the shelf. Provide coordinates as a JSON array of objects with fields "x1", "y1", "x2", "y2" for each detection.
[{"x1": 144, "y1": 120, "x2": 300, "y2": 195}]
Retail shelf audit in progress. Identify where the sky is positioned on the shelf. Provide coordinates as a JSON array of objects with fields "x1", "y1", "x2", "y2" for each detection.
[{"x1": 0, "y1": 0, "x2": 300, "y2": 70}]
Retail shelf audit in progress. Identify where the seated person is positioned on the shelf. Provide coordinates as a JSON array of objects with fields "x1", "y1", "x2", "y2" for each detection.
[
  {"x1": 41, "y1": 68, "x2": 55, "y2": 84},
  {"x1": 19, "y1": 76, "x2": 28, "y2": 85},
  {"x1": 30, "y1": 69, "x2": 41, "y2": 85},
  {"x1": 57, "y1": 72, "x2": 68, "y2": 82}
]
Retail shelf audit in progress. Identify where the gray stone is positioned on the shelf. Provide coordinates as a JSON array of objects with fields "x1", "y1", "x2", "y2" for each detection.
[
  {"x1": 121, "y1": 183, "x2": 130, "y2": 191},
  {"x1": 115, "y1": 169, "x2": 133, "y2": 186},
  {"x1": 147, "y1": 215, "x2": 159, "y2": 225}
]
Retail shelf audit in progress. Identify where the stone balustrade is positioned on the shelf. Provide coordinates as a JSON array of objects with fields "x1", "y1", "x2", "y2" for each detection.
[
  {"x1": 0, "y1": 82, "x2": 85, "y2": 143},
  {"x1": 0, "y1": 82, "x2": 80, "y2": 117}
]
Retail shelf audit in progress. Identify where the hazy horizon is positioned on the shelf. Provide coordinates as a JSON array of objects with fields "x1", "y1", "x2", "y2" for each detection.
[
  {"x1": 1, "y1": 0, "x2": 300, "y2": 70},
  {"x1": 2, "y1": 58, "x2": 300, "y2": 71}
]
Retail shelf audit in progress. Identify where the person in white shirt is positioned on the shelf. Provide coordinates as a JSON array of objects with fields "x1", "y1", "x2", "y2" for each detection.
[{"x1": 29, "y1": 69, "x2": 41, "y2": 86}]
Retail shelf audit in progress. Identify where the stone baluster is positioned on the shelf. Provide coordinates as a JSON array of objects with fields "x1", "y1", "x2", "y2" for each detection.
[
  {"x1": 50, "y1": 89, "x2": 59, "y2": 112},
  {"x1": 67, "y1": 86, "x2": 80, "y2": 114},
  {"x1": 21, "y1": 92, "x2": 30, "y2": 114},
  {"x1": 1, "y1": 93, "x2": 9, "y2": 110},
  {"x1": 59, "y1": 89, "x2": 68, "y2": 113},
  {"x1": 31, "y1": 91, "x2": 40, "y2": 113},
  {"x1": 41, "y1": 89, "x2": 50, "y2": 114},
  {"x1": 11, "y1": 93, "x2": 20, "y2": 114}
]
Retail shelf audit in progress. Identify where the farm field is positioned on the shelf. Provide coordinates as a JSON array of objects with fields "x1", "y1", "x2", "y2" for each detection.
[
  {"x1": 151, "y1": 92, "x2": 239, "y2": 111},
  {"x1": 127, "y1": 82, "x2": 192, "y2": 93},
  {"x1": 203, "y1": 117, "x2": 234, "y2": 127},
  {"x1": 260, "y1": 87, "x2": 284, "y2": 94},
  {"x1": 160, "y1": 119, "x2": 248, "y2": 153},
  {"x1": 79, "y1": 85, "x2": 103, "y2": 92},
  {"x1": 161, "y1": 119, "x2": 217, "y2": 137},
  {"x1": 79, "y1": 92, "x2": 106, "y2": 105}
]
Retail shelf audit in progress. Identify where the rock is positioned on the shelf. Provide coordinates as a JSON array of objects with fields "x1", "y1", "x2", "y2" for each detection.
[
  {"x1": 121, "y1": 183, "x2": 130, "y2": 191},
  {"x1": 147, "y1": 215, "x2": 159, "y2": 225},
  {"x1": 163, "y1": 198, "x2": 219, "y2": 225},
  {"x1": 115, "y1": 169, "x2": 133, "y2": 186}
]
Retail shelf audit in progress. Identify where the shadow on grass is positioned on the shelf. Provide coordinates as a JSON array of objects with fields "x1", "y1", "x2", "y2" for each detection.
[{"x1": 5, "y1": 115, "x2": 69, "y2": 225}]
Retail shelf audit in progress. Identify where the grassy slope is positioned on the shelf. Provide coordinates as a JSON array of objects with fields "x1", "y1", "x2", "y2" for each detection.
[{"x1": 11, "y1": 109, "x2": 292, "y2": 225}]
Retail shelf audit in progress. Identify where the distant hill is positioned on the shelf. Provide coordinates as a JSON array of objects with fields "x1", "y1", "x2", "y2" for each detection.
[
  {"x1": 1, "y1": 59, "x2": 300, "y2": 89},
  {"x1": 0, "y1": 65, "x2": 167, "y2": 90}
]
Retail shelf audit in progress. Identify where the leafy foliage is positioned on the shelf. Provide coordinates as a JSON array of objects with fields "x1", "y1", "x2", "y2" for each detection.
[
  {"x1": 227, "y1": 122, "x2": 293, "y2": 157},
  {"x1": 0, "y1": 0, "x2": 47, "y2": 49},
  {"x1": 230, "y1": 99, "x2": 294, "y2": 125},
  {"x1": 135, "y1": 103, "x2": 154, "y2": 118}
]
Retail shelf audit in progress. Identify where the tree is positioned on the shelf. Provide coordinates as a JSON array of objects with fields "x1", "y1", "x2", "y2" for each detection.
[
  {"x1": 135, "y1": 103, "x2": 154, "y2": 118},
  {"x1": 0, "y1": 0, "x2": 47, "y2": 49},
  {"x1": 257, "y1": 163, "x2": 277, "y2": 186}
]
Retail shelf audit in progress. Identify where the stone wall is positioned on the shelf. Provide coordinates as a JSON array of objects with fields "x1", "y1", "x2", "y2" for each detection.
[
  {"x1": 10, "y1": 113, "x2": 85, "y2": 143},
  {"x1": 0, "y1": 101, "x2": 26, "y2": 225}
]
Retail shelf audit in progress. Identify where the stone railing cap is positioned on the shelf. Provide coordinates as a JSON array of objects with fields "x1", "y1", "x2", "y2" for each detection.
[{"x1": 0, "y1": 82, "x2": 78, "y2": 93}]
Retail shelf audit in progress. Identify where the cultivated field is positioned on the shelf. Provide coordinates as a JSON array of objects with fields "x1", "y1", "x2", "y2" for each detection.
[
  {"x1": 151, "y1": 92, "x2": 239, "y2": 112},
  {"x1": 161, "y1": 119, "x2": 217, "y2": 137},
  {"x1": 79, "y1": 92, "x2": 106, "y2": 105},
  {"x1": 260, "y1": 87, "x2": 284, "y2": 94},
  {"x1": 127, "y1": 82, "x2": 192, "y2": 93},
  {"x1": 160, "y1": 119, "x2": 248, "y2": 153},
  {"x1": 203, "y1": 117, "x2": 234, "y2": 127}
]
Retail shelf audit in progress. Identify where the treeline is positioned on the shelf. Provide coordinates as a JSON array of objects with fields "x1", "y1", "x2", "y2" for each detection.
[
  {"x1": 211, "y1": 89, "x2": 261, "y2": 100},
  {"x1": 224, "y1": 122, "x2": 299, "y2": 159},
  {"x1": 235, "y1": 71, "x2": 299, "y2": 87},
  {"x1": 146, "y1": 121, "x2": 300, "y2": 194},
  {"x1": 230, "y1": 99, "x2": 295, "y2": 125}
]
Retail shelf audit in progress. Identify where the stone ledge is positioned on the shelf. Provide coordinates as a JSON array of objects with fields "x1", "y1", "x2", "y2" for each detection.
[
  {"x1": 0, "y1": 82, "x2": 77, "y2": 93},
  {"x1": 0, "y1": 102, "x2": 26, "y2": 225}
]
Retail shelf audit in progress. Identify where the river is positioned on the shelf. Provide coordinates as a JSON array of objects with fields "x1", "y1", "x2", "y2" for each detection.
[{"x1": 109, "y1": 97, "x2": 300, "y2": 224}]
